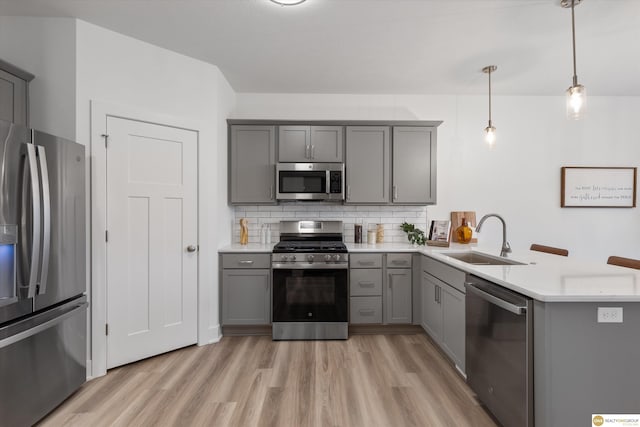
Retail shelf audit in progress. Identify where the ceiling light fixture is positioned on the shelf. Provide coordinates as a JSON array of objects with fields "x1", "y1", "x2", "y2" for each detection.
[
  {"x1": 482, "y1": 65, "x2": 497, "y2": 146},
  {"x1": 562, "y1": 0, "x2": 586, "y2": 119},
  {"x1": 269, "y1": 0, "x2": 307, "y2": 5}
]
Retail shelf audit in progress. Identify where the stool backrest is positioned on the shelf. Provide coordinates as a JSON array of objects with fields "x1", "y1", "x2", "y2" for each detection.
[
  {"x1": 607, "y1": 256, "x2": 640, "y2": 270},
  {"x1": 530, "y1": 244, "x2": 569, "y2": 257}
]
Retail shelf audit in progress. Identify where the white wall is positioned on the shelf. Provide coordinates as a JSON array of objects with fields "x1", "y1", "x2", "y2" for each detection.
[
  {"x1": 75, "y1": 20, "x2": 235, "y2": 359},
  {"x1": 0, "y1": 16, "x2": 76, "y2": 140},
  {"x1": 233, "y1": 93, "x2": 640, "y2": 263}
]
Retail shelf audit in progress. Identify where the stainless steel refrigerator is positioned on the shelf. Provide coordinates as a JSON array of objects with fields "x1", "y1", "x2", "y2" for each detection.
[{"x1": 0, "y1": 119, "x2": 87, "y2": 426}]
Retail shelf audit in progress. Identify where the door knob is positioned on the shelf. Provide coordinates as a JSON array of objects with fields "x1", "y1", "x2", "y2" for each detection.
[{"x1": 186, "y1": 245, "x2": 197, "y2": 253}]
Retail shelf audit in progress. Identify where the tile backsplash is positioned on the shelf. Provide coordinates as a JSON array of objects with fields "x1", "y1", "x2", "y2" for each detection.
[{"x1": 232, "y1": 204, "x2": 428, "y2": 244}]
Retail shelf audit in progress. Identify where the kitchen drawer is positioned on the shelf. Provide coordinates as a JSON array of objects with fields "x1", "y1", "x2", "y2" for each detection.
[
  {"x1": 222, "y1": 253, "x2": 271, "y2": 269},
  {"x1": 350, "y1": 269, "x2": 382, "y2": 296},
  {"x1": 422, "y1": 256, "x2": 466, "y2": 293},
  {"x1": 350, "y1": 296, "x2": 382, "y2": 324},
  {"x1": 386, "y1": 253, "x2": 413, "y2": 268},
  {"x1": 350, "y1": 253, "x2": 383, "y2": 269}
]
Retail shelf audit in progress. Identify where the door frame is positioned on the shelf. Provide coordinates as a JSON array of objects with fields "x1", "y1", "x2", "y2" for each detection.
[{"x1": 90, "y1": 101, "x2": 211, "y2": 378}]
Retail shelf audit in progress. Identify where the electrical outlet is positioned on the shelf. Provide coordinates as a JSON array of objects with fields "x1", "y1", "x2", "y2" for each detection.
[{"x1": 597, "y1": 307, "x2": 623, "y2": 323}]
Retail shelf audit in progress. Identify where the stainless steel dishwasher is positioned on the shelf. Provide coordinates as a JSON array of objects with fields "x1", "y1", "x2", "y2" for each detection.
[{"x1": 465, "y1": 275, "x2": 533, "y2": 427}]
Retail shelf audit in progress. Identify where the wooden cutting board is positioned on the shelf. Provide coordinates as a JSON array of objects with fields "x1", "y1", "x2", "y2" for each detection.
[{"x1": 450, "y1": 211, "x2": 477, "y2": 243}]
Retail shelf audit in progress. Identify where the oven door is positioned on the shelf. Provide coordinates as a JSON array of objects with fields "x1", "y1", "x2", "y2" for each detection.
[{"x1": 272, "y1": 268, "x2": 348, "y2": 322}]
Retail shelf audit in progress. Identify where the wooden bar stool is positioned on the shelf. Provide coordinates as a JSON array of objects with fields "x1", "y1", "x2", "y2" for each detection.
[
  {"x1": 530, "y1": 244, "x2": 569, "y2": 257},
  {"x1": 607, "y1": 256, "x2": 640, "y2": 270}
]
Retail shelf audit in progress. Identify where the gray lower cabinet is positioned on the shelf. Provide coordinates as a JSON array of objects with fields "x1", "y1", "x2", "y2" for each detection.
[
  {"x1": 229, "y1": 125, "x2": 276, "y2": 204},
  {"x1": 385, "y1": 268, "x2": 412, "y2": 323},
  {"x1": 421, "y1": 256, "x2": 465, "y2": 372},
  {"x1": 392, "y1": 127, "x2": 436, "y2": 204},
  {"x1": 278, "y1": 125, "x2": 343, "y2": 162},
  {"x1": 384, "y1": 253, "x2": 413, "y2": 324},
  {"x1": 349, "y1": 254, "x2": 383, "y2": 324},
  {"x1": 220, "y1": 253, "x2": 271, "y2": 325},
  {"x1": 345, "y1": 126, "x2": 390, "y2": 204},
  {"x1": 0, "y1": 67, "x2": 29, "y2": 126}
]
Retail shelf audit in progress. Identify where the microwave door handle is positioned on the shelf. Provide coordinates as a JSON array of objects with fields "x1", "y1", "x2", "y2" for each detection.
[
  {"x1": 326, "y1": 170, "x2": 331, "y2": 194},
  {"x1": 22, "y1": 144, "x2": 41, "y2": 298},
  {"x1": 36, "y1": 145, "x2": 51, "y2": 295}
]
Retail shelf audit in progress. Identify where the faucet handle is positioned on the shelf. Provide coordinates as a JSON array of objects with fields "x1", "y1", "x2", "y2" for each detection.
[{"x1": 501, "y1": 241, "x2": 512, "y2": 257}]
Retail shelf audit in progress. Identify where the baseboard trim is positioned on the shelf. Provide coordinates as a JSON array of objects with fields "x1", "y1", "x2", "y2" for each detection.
[
  {"x1": 220, "y1": 324, "x2": 424, "y2": 337},
  {"x1": 199, "y1": 325, "x2": 222, "y2": 346}
]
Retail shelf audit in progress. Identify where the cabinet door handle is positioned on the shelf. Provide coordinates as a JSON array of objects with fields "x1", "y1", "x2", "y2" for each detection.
[
  {"x1": 359, "y1": 309, "x2": 375, "y2": 315},
  {"x1": 437, "y1": 285, "x2": 441, "y2": 304},
  {"x1": 358, "y1": 281, "x2": 375, "y2": 287},
  {"x1": 393, "y1": 186, "x2": 398, "y2": 201},
  {"x1": 434, "y1": 285, "x2": 438, "y2": 303},
  {"x1": 347, "y1": 185, "x2": 351, "y2": 200},
  {"x1": 239, "y1": 260, "x2": 254, "y2": 265},
  {"x1": 389, "y1": 274, "x2": 393, "y2": 289},
  {"x1": 390, "y1": 260, "x2": 408, "y2": 265},
  {"x1": 310, "y1": 145, "x2": 315, "y2": 159},
  {"x1": 269, "y1": 185, "x2": 274, "y2": 200},
  {"x1": 305, "y1": 144, "x2": 310, "y2": 159}
]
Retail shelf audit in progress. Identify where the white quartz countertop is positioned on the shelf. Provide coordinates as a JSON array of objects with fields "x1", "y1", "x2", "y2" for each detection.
[
  {"x1": 219, "y1": 243, "x2": 275, "y2": 253},
  {"x1": 219, "y1": 242, "x2": 640, "y2": 302}
]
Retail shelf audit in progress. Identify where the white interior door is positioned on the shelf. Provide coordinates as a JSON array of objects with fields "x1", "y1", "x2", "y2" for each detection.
[{"x1": 106, "y1": 116, "x2": 198, "y2": 369}]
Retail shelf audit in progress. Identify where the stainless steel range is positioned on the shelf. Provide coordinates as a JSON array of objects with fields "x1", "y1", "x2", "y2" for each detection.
[{"x1": 271, "y1": 221, "x2": 348, "y2": 340}]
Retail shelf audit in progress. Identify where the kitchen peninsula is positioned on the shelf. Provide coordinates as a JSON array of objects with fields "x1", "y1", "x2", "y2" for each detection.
[{"x1": 219, "y1": 242, "x2": 640, "y2": 426}]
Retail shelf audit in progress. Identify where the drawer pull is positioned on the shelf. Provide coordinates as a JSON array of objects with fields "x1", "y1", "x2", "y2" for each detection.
[
  {"x1": 358, "y1": 281, "x2": 375, "y2": 287},
  {"x1": 359, "y1": 309, "x2": 375, "y2": 315},
  {"x1": 357, "y1": 261, "x2": 375, "y2": 266},
  {"x1": 238, "y1": 260, "x2": 254, "y2": 265},
  {"x1": 391, "y1": 260, "x2": 408, "y2": 265}
]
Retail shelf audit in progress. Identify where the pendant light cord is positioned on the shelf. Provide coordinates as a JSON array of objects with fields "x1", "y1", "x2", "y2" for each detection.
[
  {"x1": 571, "y1": 0, "x2": 578, "y2": 86},
  {"x1": 488, "y1": 68, "x2": 492, "y2": 126}
]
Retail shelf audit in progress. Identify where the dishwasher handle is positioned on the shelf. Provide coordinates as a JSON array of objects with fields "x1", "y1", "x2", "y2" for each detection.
[{"x1": 465, "y1": 282, "x2": 527, "y2": 315}]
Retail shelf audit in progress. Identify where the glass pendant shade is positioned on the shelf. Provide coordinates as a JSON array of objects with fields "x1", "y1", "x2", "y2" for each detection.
[
  {"x1": 484, "y1": 125, "x2": 496, "y2": 146},
  {"x1": 566, "y1": 83, "x2": 586, "y2": 119},
  {"x1": 270, "y1": 0, "x2": 306, "y2": 5}
]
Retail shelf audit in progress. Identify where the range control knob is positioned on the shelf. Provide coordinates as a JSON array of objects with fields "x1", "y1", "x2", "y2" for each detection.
[
  {"x1": 324, "y1": 254, "x2": 331, "y2": 262},
  {"x1": 332, "y1": 254, "x2": 340, "y2": 261},
  {"x1": 291, "y1": 255, "x2": 296, "y2": 261},
  {"x1": 307, "y1": 254, "x2": 314, "y2": 263},
  {"x1": 280, "y1": 255, "x2": 289, "y2": 262}
]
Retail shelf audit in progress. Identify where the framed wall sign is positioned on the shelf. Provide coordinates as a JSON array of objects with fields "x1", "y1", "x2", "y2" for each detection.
[{"x1": 561, "y1": 167, "x2": 637, "y2": 208}]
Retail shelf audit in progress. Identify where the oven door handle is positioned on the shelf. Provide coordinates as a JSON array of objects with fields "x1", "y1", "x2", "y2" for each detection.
[
  {"x1": 272, "y1": 263, "x2": 348, "y2": 270},
  {"x1": 465, "y1": 283, "x2": 527, "y2": 315}
]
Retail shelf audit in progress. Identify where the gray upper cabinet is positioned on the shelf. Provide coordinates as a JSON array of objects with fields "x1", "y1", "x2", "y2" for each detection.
[
  {"x1": 345, "y1": 126, "x2": 390, "y2": 204},
  {"x1": 0, "y1": 67, "x2": 29, "y2": 126},
  {"x1": 278, "y1": 125, "x2": 343, "y2": 162},
  {"x1": 229, "y1": 125, "x2": 276, "y2": 204},
  {"x1": 392, "y1": 127, "x2": 436, "y2": 204}
]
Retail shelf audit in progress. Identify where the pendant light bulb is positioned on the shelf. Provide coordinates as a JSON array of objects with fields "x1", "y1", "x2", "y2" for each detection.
[
  {"x1": 482, "y1": 65, "x2": 497, "y2": 146},
  {"x1": 562, "y1": 0, "x2": 586, "y2": 119},
  {"x1": 485, "y1": 125, "x2": 496, "y2": 146}
]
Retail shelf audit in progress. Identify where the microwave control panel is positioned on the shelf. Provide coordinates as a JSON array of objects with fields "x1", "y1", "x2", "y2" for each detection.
[{"x1": 329, "y1": 171, "x2": 342, "y2": 194}]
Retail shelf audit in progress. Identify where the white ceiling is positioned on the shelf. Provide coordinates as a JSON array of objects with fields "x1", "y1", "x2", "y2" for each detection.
[{"x1": 1, "y1": 0, "x2": 639, "y2": 95}]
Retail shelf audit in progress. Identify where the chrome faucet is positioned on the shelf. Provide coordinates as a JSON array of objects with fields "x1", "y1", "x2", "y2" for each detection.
[{"x1": 476, "y1": 213, "x2": 512, "y2": 257}]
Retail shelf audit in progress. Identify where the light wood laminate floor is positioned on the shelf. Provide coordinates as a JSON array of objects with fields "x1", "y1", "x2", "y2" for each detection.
[{"x1": 39, "y1": 334, "x2": 498, "y2": 427}]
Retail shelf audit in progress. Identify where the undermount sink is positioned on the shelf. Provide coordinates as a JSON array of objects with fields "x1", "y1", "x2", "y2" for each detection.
[{"x1": 443, "y1": 251, "x2": 526, "y2": 266}]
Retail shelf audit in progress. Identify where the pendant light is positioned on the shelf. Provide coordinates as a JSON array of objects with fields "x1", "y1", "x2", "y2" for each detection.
[
  {"x1": 482, "y1": 65, "x2": 497, "y2": 146},
  {"x1": 562, "y1": 0, "x2": 586, "y2": 119},
  {"x1": 270, "y1": 0, "x2": 306, "y2": 5}
]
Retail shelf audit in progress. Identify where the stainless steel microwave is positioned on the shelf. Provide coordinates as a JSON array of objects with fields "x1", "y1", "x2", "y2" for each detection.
[{"x1": 276, "y1": 163, "x2": 344, "y2": 201}]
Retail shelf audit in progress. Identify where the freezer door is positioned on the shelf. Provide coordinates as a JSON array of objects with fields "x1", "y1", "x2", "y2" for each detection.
[
  {"x1": 0, "y1": 297, "x2": 87, "y2": 426},
  {"x1": 0, "y1": 119, "x2": 34, "y2": 323},
  {"x1": 32, "y1": 130, "x2": 86, "y2": 310}
]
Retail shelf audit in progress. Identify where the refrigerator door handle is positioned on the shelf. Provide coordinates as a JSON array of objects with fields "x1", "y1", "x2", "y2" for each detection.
[
  {"x1": 36, "y1": 145, "x2": 51, "y2": 295},
  {"x1": 22, "y1": 144, "x2": 41, "y2": 298},
  {"x1": 0, "y1": 301, "x2": 86, "y2": 350}
]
